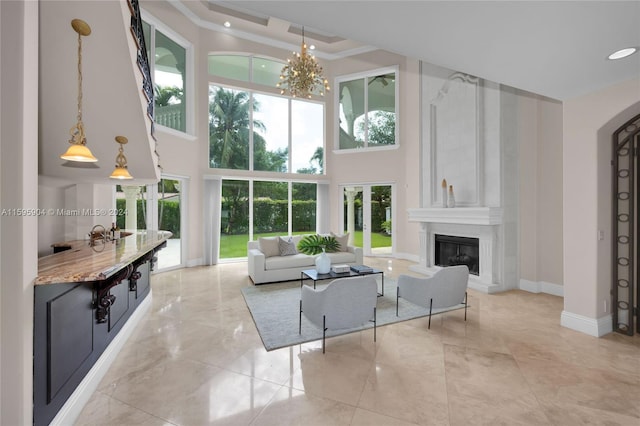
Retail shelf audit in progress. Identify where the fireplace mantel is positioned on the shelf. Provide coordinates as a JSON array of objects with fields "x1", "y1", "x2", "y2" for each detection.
[
  {"x1": 408, "y1": 207, "x2": 503, "y2": 226},
  {"x1": 407, "y1": 207, "x2": 505, "y2": 293}
]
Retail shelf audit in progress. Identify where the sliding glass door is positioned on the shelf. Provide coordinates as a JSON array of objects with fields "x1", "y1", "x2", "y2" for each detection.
[
  {"x1": 342, "y1": 184, "x2": 393, "y2": 256},
  {"x1": 153, "y1": 177, "x2": 186, "y2": 271}
]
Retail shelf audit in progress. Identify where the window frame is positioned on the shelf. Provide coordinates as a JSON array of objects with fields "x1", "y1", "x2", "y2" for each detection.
[
  {"x1": 141, "y1": 9, "x2": 195, "y2": 137},
  {"x1": 208, "y1": 53, "x2": 286, "y2": 89},
  {"x1": 334, "y1": 66, "x2": 399, "y2": 153},
  {"x1": 217, "y1": 177, "x2": 320, "y2": 260},
  {"x1": 207, "y1": 81, "x2": 326, "y2": 176}
]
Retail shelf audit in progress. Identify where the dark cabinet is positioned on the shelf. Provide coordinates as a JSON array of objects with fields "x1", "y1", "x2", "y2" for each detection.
[{"x1": 33, "y1": 260, "x2": 151, "y2": 426}]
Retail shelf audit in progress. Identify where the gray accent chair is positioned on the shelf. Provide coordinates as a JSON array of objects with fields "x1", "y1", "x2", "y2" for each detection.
[
  {"x1": 396, "y1": 265, "x2": 469, "y2": 328},
  {"x1": 299, "y1": 275, "x2": 378, "y2": 353}
]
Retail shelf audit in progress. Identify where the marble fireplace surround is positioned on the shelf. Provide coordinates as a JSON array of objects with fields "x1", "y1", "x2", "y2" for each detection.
[{"x1": 408, "y1": 207, "x2": 503, "y2": 293}]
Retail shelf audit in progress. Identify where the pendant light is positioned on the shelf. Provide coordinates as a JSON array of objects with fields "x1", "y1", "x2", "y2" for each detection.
[
  {"x1": 60, "y1": 19, "x2": 98, "y2": 162},
  {"x1": 109, "y1": 136, "x2": 133, "y2": 180}
]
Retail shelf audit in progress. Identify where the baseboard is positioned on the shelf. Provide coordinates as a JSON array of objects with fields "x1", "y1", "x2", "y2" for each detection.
[
  {"x1": 561, "y1": 310, "x2": 612, "y2": 337},
  {"x1": 187, "y1": 257, "x2": 204, "y2": 267},
  {"x1": 393, "y1": 252, "x2": 420, "y2": 263},
  {"x1": 519, "y1": 279, "x2": 563, "y2": 297},
  {"x1": 50, "y1": 291, "x2": 153, "y2": 426}
]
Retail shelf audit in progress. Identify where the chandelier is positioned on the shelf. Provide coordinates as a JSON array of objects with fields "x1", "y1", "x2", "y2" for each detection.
[{"x1": 277, "y1": 28, "x2": 330, "y2": 98}]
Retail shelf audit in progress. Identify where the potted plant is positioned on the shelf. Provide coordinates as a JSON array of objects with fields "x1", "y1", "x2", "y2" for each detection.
[
  {"x1": 297, "y1": 234, "x2": 339, "y2": 255},
  {"x1": 297, "y1": 235, "x2": 339, "y2": 274}
]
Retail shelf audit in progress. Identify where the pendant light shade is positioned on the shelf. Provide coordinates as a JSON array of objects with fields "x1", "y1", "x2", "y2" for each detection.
[
  {"x1": 61, "y1": 19, "x2": 98, "y2": 163},
  {"x1": 109, "y1": 136, "x2": 133, "y2": 180},
  {"x1": 60, "y1": 143, "x2": 98, "y2": 162}
]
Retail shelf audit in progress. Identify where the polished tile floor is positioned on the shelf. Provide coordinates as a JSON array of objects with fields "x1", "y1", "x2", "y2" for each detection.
[{"x1": 76, "y1": 258, "x2": 640, "y2": 425}]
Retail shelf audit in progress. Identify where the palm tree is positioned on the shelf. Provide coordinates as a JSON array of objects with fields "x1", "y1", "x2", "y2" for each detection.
[
  {"x1": 209, "y1": 87, "x2": 264, "y2": 169},
  {"x1": 155, "y1": 86, "x2": 183, "y2": 107},
  {"x1": 311, "y1": 147, "x2": 324, "y2": 173}
]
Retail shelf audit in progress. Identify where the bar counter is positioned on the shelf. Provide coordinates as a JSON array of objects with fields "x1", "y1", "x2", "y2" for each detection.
[
  {"x1": 36, "y1": 229, "x2": 172, "y2": 285},
  {"x1": 34, "y1": 229, "x2": 171, "y2": 426}
]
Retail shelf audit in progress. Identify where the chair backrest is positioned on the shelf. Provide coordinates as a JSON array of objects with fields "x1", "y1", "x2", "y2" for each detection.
[
  {"x1": 428, "y1": 265, "x2": 469, "y2": 308},
  {"x1": 302, "y1": 275, "x2": 377, "y2": 330},
  {"x1": 398, "y1": 265, "x2": 469, "y2": 309}
]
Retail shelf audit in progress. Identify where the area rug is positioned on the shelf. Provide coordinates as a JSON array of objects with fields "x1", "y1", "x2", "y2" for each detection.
[{"x1": 241, "y1": 277, "x2": 466, "y2": 351}]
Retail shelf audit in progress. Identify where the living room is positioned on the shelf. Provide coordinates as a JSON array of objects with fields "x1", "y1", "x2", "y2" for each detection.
[{"x1": 2, "y1": 1, "x2": 640, "y2": 425}]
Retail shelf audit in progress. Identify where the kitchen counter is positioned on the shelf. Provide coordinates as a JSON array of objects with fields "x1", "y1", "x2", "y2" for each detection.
[{"x1": 36, "y1": 230, "x2": 172, "y2": 285}]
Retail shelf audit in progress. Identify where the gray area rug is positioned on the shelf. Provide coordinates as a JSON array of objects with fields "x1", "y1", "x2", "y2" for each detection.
[{"x1": 241, "y1": 277, "x2": 465, "y2": 351}]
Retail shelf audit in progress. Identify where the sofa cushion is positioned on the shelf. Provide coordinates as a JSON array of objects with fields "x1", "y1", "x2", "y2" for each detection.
[
  {"x1": 259, "y1": 236, "x2": 280, "y2": 258},
  {"x1": 278, "y1": 236, "x2": 298, "y2": 256},
  {"x1": 326, "y1": 251, "x2": 357, "y2": 263},
  {"x1": 265, "y1": 254, "x2": 315, "y2": 270},
  {"x1": 331, "y1": 232, "x2": 349, "y2": 251}
]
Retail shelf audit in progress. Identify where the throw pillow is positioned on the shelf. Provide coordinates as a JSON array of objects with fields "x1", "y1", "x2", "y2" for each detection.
[
  {"x1": 278, "y1": 236, "x2": 298, "y2": 256},
  {"x1": 258, "y1": 236, "x2": 280, "y2": 258},
  {"x1": 331, "y1": 232, "x2": 349, "y2": 251}
]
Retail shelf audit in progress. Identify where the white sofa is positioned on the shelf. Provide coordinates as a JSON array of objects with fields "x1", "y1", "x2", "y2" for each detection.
[{"x1": 247, "y1": 235, "x2": 364, "y2": 284}]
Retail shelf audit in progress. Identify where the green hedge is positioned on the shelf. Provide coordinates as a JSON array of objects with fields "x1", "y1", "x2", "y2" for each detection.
[
  {"x1": 115, "y1": 199, "x2": 180, "y2": 238},
  {"x1": 221, "y1": 198, "x2": 316, "y2": 235}
]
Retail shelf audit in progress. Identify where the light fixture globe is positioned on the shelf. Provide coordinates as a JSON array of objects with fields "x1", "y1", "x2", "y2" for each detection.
[
  {"x1": 277, "y1": 27, "x2": 330, "y2": 98},
  {"x1": 109, "y1": 136, "x2": 133, "y2": 180},
  {"x1": 61, "y1": 142, "x2": 98, "y2": 162},
  {"x1": 61, "y1": 18, "x2": 98, "y2": 163}
]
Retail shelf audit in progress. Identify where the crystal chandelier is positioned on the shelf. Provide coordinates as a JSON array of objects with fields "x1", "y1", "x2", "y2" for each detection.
[{"x1": 277, "y1": 28, "x2": 330, "y2": 98}]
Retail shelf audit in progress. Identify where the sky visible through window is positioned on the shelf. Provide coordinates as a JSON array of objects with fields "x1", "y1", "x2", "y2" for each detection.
[{"x1": 251, "y1": 94, "x2": 323, "y2": 173}]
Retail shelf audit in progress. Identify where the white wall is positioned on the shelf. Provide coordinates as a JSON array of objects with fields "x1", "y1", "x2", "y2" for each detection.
[
  {"x1": 518, "y1": 93, "x2": 564, "y2": 289},
  {"x1": 563, "y1": 76, "x2": 640, "y2": 334},
  {"x1": 0, "y1": 1, "x2": 39, "y2": 424}
]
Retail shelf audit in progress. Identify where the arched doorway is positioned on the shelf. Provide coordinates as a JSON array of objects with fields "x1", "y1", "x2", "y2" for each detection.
[{"x1": 612, "y1": 113, "x2": 640, "y2": 335}]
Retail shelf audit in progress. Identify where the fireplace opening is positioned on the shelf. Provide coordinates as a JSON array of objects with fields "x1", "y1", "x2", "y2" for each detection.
[{"x1": 435, "y1": 234, "x2": 479, "y2": 276}]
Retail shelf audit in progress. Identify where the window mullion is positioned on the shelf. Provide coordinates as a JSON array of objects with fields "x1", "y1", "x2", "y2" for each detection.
[
  {"x1": 363, "y1": 77, "x2": 369, "y2": 148},
  {"x1": 248, "y1": 180, "x2": 254, "y2": 241},
  {"x1": 288, "y1": 181, "x2": 293, "y2": 236},
  {"x1": 288, "y1": 99, "x2": 292, "y2": 173},
  {"x1": 249, "y1": 92, "x2": 254, "y2": 171}
]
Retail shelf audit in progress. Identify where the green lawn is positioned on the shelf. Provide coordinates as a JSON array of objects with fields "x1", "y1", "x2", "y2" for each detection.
[{"x1": 220, "y1": 231, "x2": 391, "y2": 259}]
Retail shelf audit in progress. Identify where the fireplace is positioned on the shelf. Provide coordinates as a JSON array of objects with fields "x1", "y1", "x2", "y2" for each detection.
[{"x1": 434, "y1": 234, "x2": 479, "y2": 275}]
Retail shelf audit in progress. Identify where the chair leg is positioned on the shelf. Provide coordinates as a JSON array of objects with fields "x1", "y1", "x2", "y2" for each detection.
[
  {"x1": 464, "y1": 291, "x2": 468, "y2": 321},
  {"x1": 396, "y1": 287, "x2": 399, "y2": 317},
  {"x1": 299, "y1": 300, "x2": 302, "y2": 334},
  {"x1": 428, "y1": 298, "x2": 433, "y2": 329},
  {"x1": 373, "y1": 307, "x2": 377, "y2": 342},
  {"x1": 322, "y1": 315, "x2": 326, "y2": 354}
]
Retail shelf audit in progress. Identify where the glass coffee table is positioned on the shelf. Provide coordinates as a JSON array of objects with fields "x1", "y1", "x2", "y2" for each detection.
[{"x1": 300, "y1": 267, "x2": 385, "y2": 296}]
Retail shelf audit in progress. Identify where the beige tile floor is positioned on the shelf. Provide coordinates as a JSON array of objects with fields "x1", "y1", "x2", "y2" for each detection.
[{"x1": 76, "y1": 258, "x2": 640, "y2": 426}]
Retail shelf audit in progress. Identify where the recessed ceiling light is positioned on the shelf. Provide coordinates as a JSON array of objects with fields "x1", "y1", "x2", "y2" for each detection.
[
  {"x1": 309, "y1": 44, "x2": 316, "y2": 50},
  {"x1": 608, "y1": 47, "x2": 637, "y2": 60},
  {"x1": 223, "y1": 21, "x2": 231, "y2": 28}
]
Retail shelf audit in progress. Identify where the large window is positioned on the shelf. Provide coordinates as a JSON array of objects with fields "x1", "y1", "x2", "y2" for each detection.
[
  {"x1": 337, "y1": 67, "x2": 397, "y2": 150},
  {"x1": 208, "y1": 54, "x2": 283, "y2": 87},
  {"x1": 208, "y1": 85, "x2": 324, "y2": 174},
  {"x1": 142, "y1": 17, "x2": 191, "y2": 134},
  {"x1": 219, "y1": 179, "x2": 317, "y2": 259}
]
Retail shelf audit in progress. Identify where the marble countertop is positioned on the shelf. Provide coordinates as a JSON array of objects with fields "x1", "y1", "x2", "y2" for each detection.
[{"x1": 36, "y1": 230, "x2": 172, "y2": 285}]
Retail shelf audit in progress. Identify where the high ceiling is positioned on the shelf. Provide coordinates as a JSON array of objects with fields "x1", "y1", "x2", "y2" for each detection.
[{"x1": 176, "y1": 0, "x2": 640, "y2": 101}]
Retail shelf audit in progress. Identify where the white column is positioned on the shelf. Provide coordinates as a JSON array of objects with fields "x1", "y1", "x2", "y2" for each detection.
[
  {"x1": 344, "y1": 187, "x2": 358, "y2": 245},
  {"x1": 123, "y1": 186, "x2": 141, "y2": 231}
]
